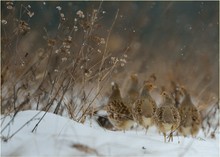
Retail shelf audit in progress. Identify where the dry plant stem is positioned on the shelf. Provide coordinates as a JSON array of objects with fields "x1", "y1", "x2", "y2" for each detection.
[
  {"x1": 99, "y1": 61, "x2": 118, "y2": 82},
  {"x1": 66, "y1": 100, "x2": 78, "y2": 120},
  {"x1": 16, "y1": 97, "x2": 30, "y2": 111},
  {"x1": 77, "y1": 84, "x2": 105, "y2": 122},
  {"x1": 15, "y1": 5, "x2": 31, "y2": 64},
  {"x1": 4, "y1": 111, "x2": 42, "y2": 141},
  {"x1": 203, "y1": 101, "x2": 218, "y2": 117},
  {"x1": 19, "y1": 4, "x2": 31, "y2": 21},
  {"x1": 1, "y1": 115, "x2": 17, "y2": 134},
  {"x1": 3, "y1": 90, "x2": 50, "y2": 139},
  {"x1": 84, "y1": 53, "x2": 111, "y2": 74},
  {"x1": 76, "y1": 8, "x2": 96, "y2": 63},
  {"x1": 36, "y1": 95, "x2": 41, "y2": 110},
  {"x1": 1, "y1": 112, "x2": 12, "y2": 126},
  {"x1": 82, "y1": 1, "x2": 103, "y2": 43},
  {"x1": 202, "y1": 101, "x2": 219, "y2": 136},
  {"x1": 13, "y1": 58, "x2": 41, "y2": 84},
  {"x1": 97, "y1": 9, "x2": 119, "y2": 90},
  {"x1": 75, "y1": 86, "x2": 95, "y2": 118},
  {"x1": 211, "y1": 103, "x2": 219, "y2": 134},
  {"x1": 31, "y1": 77, "x2": 69, "y2": 132},
  {"x1": 49, "y1": 73, "x2": 57, "y2": 95},
  {"x1": 38, "y1": 47, "x2": 54, "y2": 87},
  {"x1": 65, "y1": 4, "x2": 104, "y2": 82},
  {"x1": 15, "y1": 35, "x2": 24, "y2": 64},
  {"x1": 13, "y1": 85, "x2": 17, "y2": 111},
  {"x1": 1, "y1": 96, "x2": 29, "y2": 133},
  {"x1": 76, "y1": 60, "x2": 118, "y2": 122},
  {"x1": 54, "y1": 78, "x2": 72, "y2": 114},
  {"x1": 85, "y1": 56, "x2": 118, "y2": 83},
  {"x1": 31, "y1": 102, "x2": 57, "y2": 133}
]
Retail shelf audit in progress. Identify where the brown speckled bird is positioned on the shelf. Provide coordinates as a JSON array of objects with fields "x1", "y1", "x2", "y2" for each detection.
[
  {"x1": 170, "y1": 81, "x2": 184, "y2": 108},
  {"x1": 106, "y1": 82, "x2": 134, "y2": 131},
  {"x1": 124, "y1": 74, "x2": 139, "y2": 108},
  {"x1": 132, "y1": 81, "x2": 157, "y2": 132},
  {"x1": 153, "y1": 90, "x2": 180, "y2": 142},
  {"x1": 177, "y1": 87, "x2": 201, "y2": 137}
]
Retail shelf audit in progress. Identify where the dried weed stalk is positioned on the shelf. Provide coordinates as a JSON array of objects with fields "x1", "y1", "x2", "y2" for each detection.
[{"x1": 1, "y1": 2, "x2": 126, "y2": 139}]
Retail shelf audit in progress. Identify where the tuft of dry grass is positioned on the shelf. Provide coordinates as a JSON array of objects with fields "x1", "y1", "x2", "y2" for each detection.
[{"x1": 1, "y1": 2, "x2": 127, "y2": 138}]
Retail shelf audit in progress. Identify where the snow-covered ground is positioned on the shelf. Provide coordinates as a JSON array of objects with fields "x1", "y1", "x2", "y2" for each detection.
[{"x1": 1, "y1": 110, "x2": 219, "y2": 157}]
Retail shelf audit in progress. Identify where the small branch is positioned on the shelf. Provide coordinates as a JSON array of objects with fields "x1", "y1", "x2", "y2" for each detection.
[
  {"x1": 5, "y1": 112, "x2": 42, "y2": 141},
  {"x1": 77, "y1": 82, "x2": 106, "y2": 122},
  {"x1": 31, "y1": 78, "x2": 65, "y2": 133},
  {"x1": 97, "y1": 9, "x2": 119, "y2": 90},
  {"x1": 54, "y1": 78, "x2": 72, "y2": 114}
]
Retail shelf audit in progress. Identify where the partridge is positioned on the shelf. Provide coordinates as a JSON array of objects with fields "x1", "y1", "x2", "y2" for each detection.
[
  {"x1": 124, "y1": 74, "x2": 139, "y2": 108},
  {"x1": 170, "y1": 81, "x2": 184, "y2": 108},
  {"x1": 177, "y1": 87, "x2": 201, "y2": 137},
  {"x1": 132, "y1": 81, "x2": 157, "y2": 132},
  {"x1": 153, "y1": 90, "x2": 180, "y2": 142},
  {"x1": 106, "y1": 82, "x2": 134, "y2": 131}
]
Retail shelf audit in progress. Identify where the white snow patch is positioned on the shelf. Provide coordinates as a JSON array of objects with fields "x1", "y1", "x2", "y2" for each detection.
[{"x1": 1, "y1": 110, "x2": 219, "y2": 156}]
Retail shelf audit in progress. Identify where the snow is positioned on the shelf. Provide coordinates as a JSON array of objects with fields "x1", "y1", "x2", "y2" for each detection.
[{"x1": 1, "y1": 110, "x2": 219, "y2": 157}]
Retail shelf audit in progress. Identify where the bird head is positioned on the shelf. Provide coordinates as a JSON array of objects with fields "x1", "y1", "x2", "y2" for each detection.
[
  {"x1": 160, "y1": 90, "x2": 175, "y2": 105},
  {"x1": 149, "y1": 73, "x2": 157, "y2": 82},
  {"x1": 161, "y1": 91, "x2": 169, "y2": 97},
  {"x1": 111, "y1": 82, "x2": 119, "y2": 91},
  {"x1": 130, "y1": 73, "x2": 138, "y2": 82},
  {"x1": 175, "y1": 86, "x2": 185, "y2": 98},
  {"x1": 143, "y1": 81, "x2": 157, "y2": 91},
  {"x1": 110, "y1": 82, "x2": 121, "y2": 100}
]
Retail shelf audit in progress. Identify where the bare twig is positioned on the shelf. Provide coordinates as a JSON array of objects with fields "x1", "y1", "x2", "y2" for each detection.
[
  {"x1": 97, "y1": 9, "x2": 119, "y2": 90},
  {"x1": 54, "y1": 78, "x2": 72, "y2": 114},
  {"x1": 31, "y1": 77, "x2": 67, "y2": 132}
]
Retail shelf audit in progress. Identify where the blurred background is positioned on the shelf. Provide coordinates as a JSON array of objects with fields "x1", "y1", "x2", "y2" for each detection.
[{"x1": 1, "y1": 1, "x2": 219, "y2": 126}]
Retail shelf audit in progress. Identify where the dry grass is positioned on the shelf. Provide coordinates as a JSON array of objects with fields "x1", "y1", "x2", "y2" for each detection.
[{"x1": 1, "y1": 1, "x2": 218, "y2": 139}]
